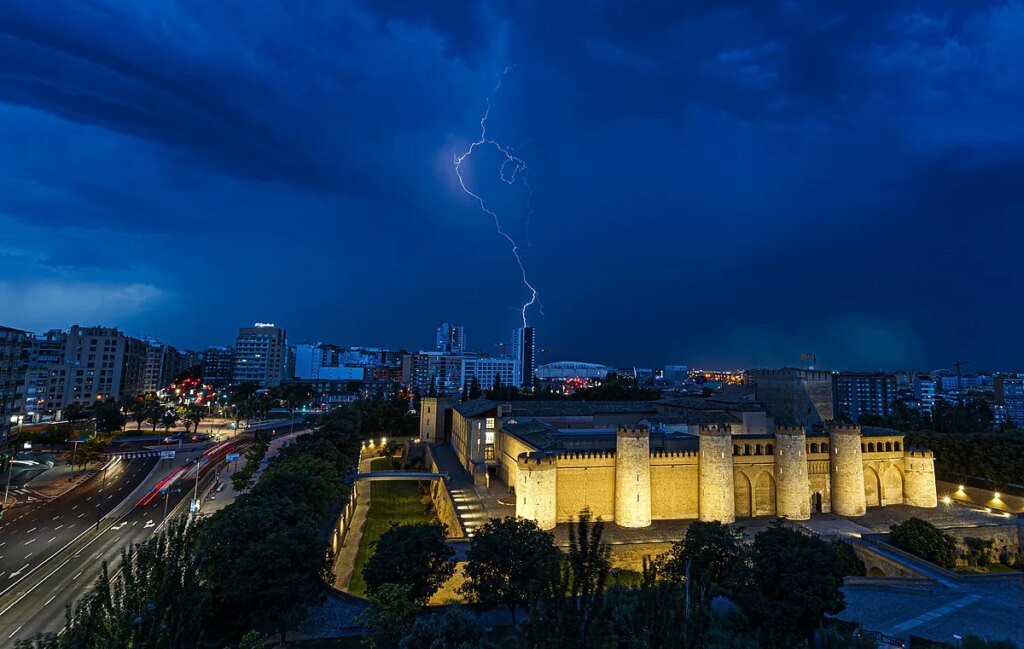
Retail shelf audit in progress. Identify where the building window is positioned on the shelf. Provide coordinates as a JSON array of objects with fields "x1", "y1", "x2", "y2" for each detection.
[{"x1": 485, "y1": 417, "x2": 496, "y2": 429}]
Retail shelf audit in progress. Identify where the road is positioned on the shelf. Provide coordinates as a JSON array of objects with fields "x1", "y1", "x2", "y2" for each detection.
[
  {"x1": 0, "y1": 447, "x2": 236, "y2": 644},
  {"x1": 0, "y1": 458, "x2": 157, "y2": 598}
]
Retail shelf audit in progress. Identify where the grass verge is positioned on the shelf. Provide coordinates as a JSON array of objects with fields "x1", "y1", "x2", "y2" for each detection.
[{"x1": 347, "y1": 456, "x2": 436, "y2": 597}]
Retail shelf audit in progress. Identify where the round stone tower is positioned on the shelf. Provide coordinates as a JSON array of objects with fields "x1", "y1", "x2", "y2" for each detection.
[
  {"x1": 516, "y1": 454, "x2": 557, "y2": 530},
  {"x1": 614, "y1": 427, "x2": 652, "y2": 528},
  {"x1": 773, "y1": 425, "x2": 810, "y2": 520},
  {"x1": 698, "y1": 424, "x2": 735, "y2": 523},
  {"x1": 827, "y1": 423, "x2": 866, "y2": 517},
  {"x1": 903, "y1": 449, "x2": 938, "y2": 508}
]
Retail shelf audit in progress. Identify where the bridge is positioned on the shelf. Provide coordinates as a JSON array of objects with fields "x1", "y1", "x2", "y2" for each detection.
[{"x1": 351, "y1": 471, "x2": 449, "y2": 482}]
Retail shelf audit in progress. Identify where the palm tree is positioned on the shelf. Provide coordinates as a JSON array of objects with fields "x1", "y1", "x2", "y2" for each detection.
[{"x1": 161, "y1": 411, "x2": 178, "y2": 432}]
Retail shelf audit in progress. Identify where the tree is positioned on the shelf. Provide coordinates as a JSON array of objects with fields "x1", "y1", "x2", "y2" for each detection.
[
  {"x1": 362, "y1": 523, "x2": 455, "y2": 603},
  {"x1": 468, "y1": 377, "x2": 482, "y2": 400},
  {"x1": 833, "y1": 540, "x2": 867, "y2": 576},
  {"x1": 180, "y1": 405, "x2": 203, "y2": 434},
  {"x1": 64, "y1": 402, "x2": 89, "y2": 423},
  {"x1": 357, "y1": 583, "x2": 421, "y2": 649},
  {"x1": 661, "y1": 520, "x2": 747, "y2": 598},
  {"x1": 741, "y1": 524, "x2": 846, "y2": 648},
  {"x1": 130, "y1": 398, "x2": 151, "y2": 431},
  {"x1": 236, "y1": 630, "x2": 265, "y2": 649},
  {"x1": 527, "y1": 511, "x2": 611, "y2": 648},
  {"x1": 17, "y1": 516, "x2": 210, "y2": 649},
  {"x1": 399, "y1": 606, "x2": 495, "y2": 649},
  {"x1": 492, "y1": 373, "x2": 503, "y2": 393},
  {"x1": 889, "y1": 517, "x2": 957, "y2": 570},
  {"x1": 459, "y1": 517, "x2": 560, "y2": 627},
  {"x1": 161, "y1": 410, "x2": 178, "y2": 432},
  {"x1": 92, "y1": 399, "x2": 126, "y2": 433}
]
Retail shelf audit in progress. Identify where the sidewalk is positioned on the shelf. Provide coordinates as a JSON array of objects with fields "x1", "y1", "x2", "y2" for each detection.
[
  {"x1": 24, "y1": 461, "x2": 98, "y2": 500},
  {"x1": 202, "y1": 428, "x2": 309, "y2": 515}
]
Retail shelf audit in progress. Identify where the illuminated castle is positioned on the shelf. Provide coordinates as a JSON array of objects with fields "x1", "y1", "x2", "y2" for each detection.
[{"x1": 423, "y1": 397, "x2": 937, "y2": 530}]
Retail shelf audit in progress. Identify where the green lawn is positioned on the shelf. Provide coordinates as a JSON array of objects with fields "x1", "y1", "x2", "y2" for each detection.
[{"x1": 347, "y1": 457, "x2": 436, "y2": 597}]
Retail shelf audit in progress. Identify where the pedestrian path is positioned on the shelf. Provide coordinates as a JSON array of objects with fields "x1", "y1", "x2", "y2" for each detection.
[
  {"x1": 333, "y1": 456, "x2": 373, "y2": 590},
  {"x1": 888, "y1": 594, "x2": 982, "y2": 634}
]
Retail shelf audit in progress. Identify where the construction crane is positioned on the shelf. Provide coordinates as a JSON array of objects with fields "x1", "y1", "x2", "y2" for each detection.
[{"x1": 953, "y1": 355, "x2": 971, "y2": 405}]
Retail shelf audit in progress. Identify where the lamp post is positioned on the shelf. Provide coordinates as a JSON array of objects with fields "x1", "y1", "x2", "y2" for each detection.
[{"x1": 3, "y1": 415, "x2": 19, "y2": 512}]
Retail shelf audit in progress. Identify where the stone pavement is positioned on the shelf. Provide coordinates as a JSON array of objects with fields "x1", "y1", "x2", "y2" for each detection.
[
  {"x1": 332, "y1": 454, "x2": 373, "y2": 590},
  {"x1": 840, "y1": 577, "x2": 1024, "y2": 646},
  {"x1": 428, "y1": 444, "x2": 514, "y2": 535}
]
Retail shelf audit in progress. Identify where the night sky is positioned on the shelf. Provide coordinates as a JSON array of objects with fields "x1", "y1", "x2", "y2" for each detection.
[{"x1": 1, "y1": 1, "x2": 1021, "y2": 371}]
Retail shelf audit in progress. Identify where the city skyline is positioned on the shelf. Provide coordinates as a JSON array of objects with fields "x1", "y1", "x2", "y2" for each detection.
[{"x1": 1, "y1": 2, "x2": 1023, "y2": 369}]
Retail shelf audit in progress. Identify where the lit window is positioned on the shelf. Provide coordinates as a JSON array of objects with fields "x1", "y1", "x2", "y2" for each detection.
[{"x1": 485, "y1": 417, "x2": 496, "y2": 429}]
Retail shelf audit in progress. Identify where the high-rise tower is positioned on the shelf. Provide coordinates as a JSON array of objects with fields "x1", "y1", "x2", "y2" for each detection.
[
  {"x1": 511, "y1": 326, "x2": 536, "y2": 390},
  {"x1": 435, "y1": 323, "x2": 466, "y2": 354}
]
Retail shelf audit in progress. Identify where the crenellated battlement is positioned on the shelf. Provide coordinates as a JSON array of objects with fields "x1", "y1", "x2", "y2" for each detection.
[
  {"x1": 553, "y1": 449, "x2": 616, "y2": 461},
  {"x1": 517, "y1": 453, "x2": 558, "y2": 470},
  {"x1": 650, "y1": 450, "x2": 699, "y2": 460},
  {"x1": 824, "y1": 421, "x2": 862, "y2": 435},
  {"x1": 905, "y1": 449, "x2": 934, "y2": 459},
  {"x1": 775, "y1": 425, "x2": 807, "y2": 437},
  {"x1": 617, "y1": 426, "x2": 649, "y2": 439},
  {"x1": 698, "y1": 423, "x2": 732, "y2": 437}
]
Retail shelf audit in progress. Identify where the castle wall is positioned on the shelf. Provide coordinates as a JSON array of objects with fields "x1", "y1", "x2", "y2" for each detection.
[
  {"x1": 554, "y1": 451, "x2": 616, "y2": 523},
  {"x1": 650, "y1": 452, "x2": 699, "y2": 520},
  {"x1": 903, "y1": 450, "x2": 938, "y2": 508},
  {"x1": 774, "y1": 427, "x2": 810, "y2": 520},
  {"x1": 699, "y1": 425, "x2": 735, "y2": 523},
  {"x1": 615, "y1": 428, "x2": 652, "y2": 527},
  {"x1": 829, "y1": 424, "x2": 867, "y2": 516},
  {"x1": 506, "y1": 424, "x2": 935, "y2": 529},
  {"x1": 517, "y1": 455, "x2": 557, "y2": 530},
  {"x1": 497, "y1": 433, "x2": 538, "y2": 487}
]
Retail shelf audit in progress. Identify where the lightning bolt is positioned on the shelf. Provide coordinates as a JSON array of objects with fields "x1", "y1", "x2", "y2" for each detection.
[{"x1": 454, "y1": 66, "x2": 540, "y2": 328}]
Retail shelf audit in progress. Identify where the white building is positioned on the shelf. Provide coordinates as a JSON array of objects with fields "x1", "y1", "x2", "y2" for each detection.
[
  {"x1": 233, "y1": 324, "x2": 287, "y2": 387},
  {"x1": 461, "y1": 357, "x2": 519, "y2": 392}
]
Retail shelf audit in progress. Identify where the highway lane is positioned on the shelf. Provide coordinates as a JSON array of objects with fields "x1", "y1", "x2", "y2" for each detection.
[
  {"x1": 0, "y1": 456, "x2": 226, "y2": 643},
  {"x1": 0, "y1": 458, "x2": 157, "y2": 600}
]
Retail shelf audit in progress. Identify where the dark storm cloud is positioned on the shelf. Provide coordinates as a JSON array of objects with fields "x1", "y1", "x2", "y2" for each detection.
[{"x1": 0, "y1": 0, "x2": 1021, "y2": 368}]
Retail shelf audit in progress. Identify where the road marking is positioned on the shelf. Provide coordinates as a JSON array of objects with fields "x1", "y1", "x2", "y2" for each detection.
[
  {"x1": 10, "y1": 564, "x2": 28, "y2": 578},
  {"x1": 8, "y1": 624, "x2": 22, "y2": 639},
  {"x1": 52, "y1": 516, "x2": 59, "y2": 521},
  {"x1": 24, "y1": 553, "x2": 32, "y2": 559},
  {"x1": 73, "y1": 570, "x2": 83, "y2": 580},
  {"x1": 78, "y1": 513, "x2": 85, "y2": 518},
  {"x1": 54, "y1": 525, "x2": 63, "y2": 531},
  {"x1": 71, "y1": 506, "x2": 77, "y2": 510},
  {"x1": 26, "y1": 528, "x2": 35, "y2": 534},
  {"x1": 24, "y1": 539, "x2": 35, "y2": 546},
  {"x1": 48, "y1": 536, "x2": 56, "y2": 543},
  {"x1": 44, "y1": 595, "x2": 56, "y2": 606}
]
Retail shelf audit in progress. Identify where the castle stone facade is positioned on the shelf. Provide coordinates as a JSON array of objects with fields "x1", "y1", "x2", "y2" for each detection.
[{"x1": 514, "y1": 422, "x2": 935, "y2": 530}]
